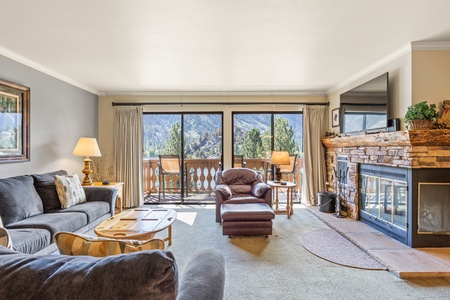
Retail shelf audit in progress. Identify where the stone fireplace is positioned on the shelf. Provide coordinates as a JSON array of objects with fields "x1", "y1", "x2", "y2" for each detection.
[{"x1": 322, "y1": 130, "x2": 450, "y2": 248}]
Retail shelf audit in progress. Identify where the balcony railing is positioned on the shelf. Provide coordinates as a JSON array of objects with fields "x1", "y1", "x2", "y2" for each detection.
[{"x1": 143, "y1": 157, "x2": 303, "y2": 199}]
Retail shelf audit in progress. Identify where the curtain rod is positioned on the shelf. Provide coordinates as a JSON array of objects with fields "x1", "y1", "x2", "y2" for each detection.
[{"x1": 112, "y1": 101, "x2": 329, "y2": 106}]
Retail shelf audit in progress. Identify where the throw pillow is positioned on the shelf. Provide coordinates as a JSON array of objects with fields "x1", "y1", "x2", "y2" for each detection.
[
  {"x1": 0, "y1": 227, "x2": 12, "y2": 249},
  {"x1": 54, "y1": 174, "x2": 86, "y2": 208},
  {"x1": 32, "y1": 170, "x2": 68, "y2": 212},
  {"x1": 54, "y1": 231, "x2": 165, "y2": 257},
  {"x1": 0, "y1": 175, "x2": 44, "y2": 226}
]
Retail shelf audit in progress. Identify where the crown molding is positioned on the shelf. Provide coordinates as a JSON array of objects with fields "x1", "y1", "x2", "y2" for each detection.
[
  {"x1": 98, "y1": 90, "x2": 328, "y2": 97},
  {"x1": 327, "y1": 43, "x2": 412, "y2": 95},
  {"x1": 0, "y1": 46, "x2": 99, "y2": 95},
  {"x1": 411, "y1": 41, "x2": 450, "y2": 50}
]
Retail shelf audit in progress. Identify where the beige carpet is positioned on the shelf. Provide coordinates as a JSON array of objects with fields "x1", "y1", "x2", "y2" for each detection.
[
  {"x1": 152, "y1": 204, "x2": 450, "y2": 300},
  {"x1": 300, "y1": 229, "x2": 386, "y2": 270}
]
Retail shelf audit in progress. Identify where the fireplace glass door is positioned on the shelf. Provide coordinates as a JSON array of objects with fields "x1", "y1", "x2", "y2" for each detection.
[{"x1": 359, "y1": 164, "x2": 408, "y2": 242}]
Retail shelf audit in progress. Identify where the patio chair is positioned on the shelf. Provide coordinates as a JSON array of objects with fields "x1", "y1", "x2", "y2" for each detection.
[
  {"x1": 233, "y1": 155, "x2": 247, "y2": 168},
  {"x1": 265, "y1": 154, "x2": 298, "y2": 197},
  {"x1": 158, "y1": 155, "x2": 182, "y2": 200}
]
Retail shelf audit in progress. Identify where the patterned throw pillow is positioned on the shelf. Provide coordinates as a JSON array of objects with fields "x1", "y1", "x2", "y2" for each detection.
[
  {"x1": 54, "y1": 231, "x2": 165, "y2": 257},
  {"x1": 54, "y1": 174, "x2": 86, "y2": 208},
  {"x1": 0, "y1": 227, "x2": 12, "y2": 249}
]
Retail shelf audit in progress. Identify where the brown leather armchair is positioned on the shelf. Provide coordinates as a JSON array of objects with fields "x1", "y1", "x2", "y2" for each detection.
[{"x1": 215, "y1": 168, "x2": 272, "y2": 223}]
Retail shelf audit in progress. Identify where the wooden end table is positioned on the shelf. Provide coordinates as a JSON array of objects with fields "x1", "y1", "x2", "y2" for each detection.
[
  {"x1": 93, "y1": 182, "x2": 124, "y2": 213},
  {"x1": 95, "y1": 208, "x2": 176, "y2": 245},
  {"x1": 267, "y1": 181, "x2": 296, "y2": 218}
]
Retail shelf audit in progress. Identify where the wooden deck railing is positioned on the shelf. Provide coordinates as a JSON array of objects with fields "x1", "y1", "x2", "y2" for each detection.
[{"x1": 143, "y1": 157, "x2": 303, "y2": 198}]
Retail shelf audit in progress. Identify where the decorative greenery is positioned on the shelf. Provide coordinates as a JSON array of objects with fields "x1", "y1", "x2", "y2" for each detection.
[{"x1": 404, "y1": 101, "x2": 438, "y2": 128}]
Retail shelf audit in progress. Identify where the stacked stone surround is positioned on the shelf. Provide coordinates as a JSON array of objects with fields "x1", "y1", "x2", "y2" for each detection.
[{"x1": 321, "y1": 130, "x2": 450, "y2": 220}]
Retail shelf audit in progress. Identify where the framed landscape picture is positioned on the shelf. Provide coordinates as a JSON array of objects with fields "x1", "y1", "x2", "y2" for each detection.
[
  {"x1": 332, "y1": 108, "x2": 340, "y2": 127},
  {"x1": 0, "y1": 78, "x2": 30, "y2": 163}
]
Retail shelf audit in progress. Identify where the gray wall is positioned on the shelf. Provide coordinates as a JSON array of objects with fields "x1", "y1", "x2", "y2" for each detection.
[{"x1": 0, "y1": 55, "x2": 98, "y2": 178}]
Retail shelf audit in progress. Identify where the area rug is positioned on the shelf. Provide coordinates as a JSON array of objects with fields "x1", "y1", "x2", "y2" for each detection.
[{"x1": 301, "y1": 229, "x2": 387, "y2": 270}]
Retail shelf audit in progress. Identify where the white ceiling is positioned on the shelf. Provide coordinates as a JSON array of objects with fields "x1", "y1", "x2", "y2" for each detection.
[{"x1": 1, "y1": 0, "x2": 450, "y2": 95}]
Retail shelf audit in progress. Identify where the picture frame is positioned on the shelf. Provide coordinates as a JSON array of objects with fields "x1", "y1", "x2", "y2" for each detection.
[
  {"x1": 332, "y1": 108, "x2": 340, "y2": 127},
  {"x1": 0, "y1": 78, "x2": 30, "y2": 163}
]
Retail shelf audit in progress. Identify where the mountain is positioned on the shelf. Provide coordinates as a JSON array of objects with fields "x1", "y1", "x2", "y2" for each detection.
[{"x1": 143, "y1": 112, "x2": 303, "y2": 158}]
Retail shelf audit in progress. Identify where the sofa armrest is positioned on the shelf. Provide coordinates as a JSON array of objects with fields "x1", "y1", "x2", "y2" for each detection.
[
  {"x1": 83, "y1": 187, "x2": 117, "y2": 216},
  {"x1": 215, "y1": 185, "x2": 232, "y2": 223},
  {"x1": 251, "y1": 182, "x2": 271, "y2": 198},
  {"x1": 215, "y1": 185, "x2": 232, "y2": 200},
  {"x1": 178, "y1": 248, "x2": 225, "y2": 300}
]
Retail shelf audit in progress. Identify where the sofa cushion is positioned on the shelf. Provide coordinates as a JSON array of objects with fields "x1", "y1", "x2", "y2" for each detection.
[
  {"x1": 0, "y1": 248, "x2": 179, "y2": 300},
  {"x1": 48, "y1": 201, "x2": 110, "y2": 223},
  {"x1": 7, "y1": 228, "x2": 52, "y2": 254},
  {"x1": 0, "y1": 175, "x2": 44, "y2": 226},
  {"x1": 32, "y1": 170, "x2": 68, "y2": 212},
  {"x1": 223, "y1": 196, "x2": 267, "y2": 205},
  {"x1": 228, "y1": 184, "x2": 252, "y2": 195},
  {"x1": 55, "y1": 174, "x2": 87, "y2": 208},
  {"x1": 222, "y1": 168, "x2": 260, "y2": 185},
  {"x1": 54, "y1": 231, "x2": 165, "y2": 257},
  {"x1": 6, "y1": 212, "x2": 87, "y2": 236}
]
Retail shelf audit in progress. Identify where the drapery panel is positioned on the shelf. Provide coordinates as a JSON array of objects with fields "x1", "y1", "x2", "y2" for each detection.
[
  {"x1": 114, "y1": 106, "x2": 143, "y2": 208},
  {"x1": 302, "y1": 105, "x2": 328, "y2": 205}
]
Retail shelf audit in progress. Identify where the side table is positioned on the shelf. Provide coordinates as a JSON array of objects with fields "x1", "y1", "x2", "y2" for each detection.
[
  {"x1": 93, "y1": 182, "x2": 124, "y2": 213},
  {"x1": 267, "y1": 181, "x2": 296, "y2": 218}
]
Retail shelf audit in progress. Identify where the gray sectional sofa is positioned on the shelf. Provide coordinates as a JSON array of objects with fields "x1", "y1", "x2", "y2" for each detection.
[
  {"x1": 0, "y1": 246, "x2": 226, "y2": 300},
  {"x1": 0, "y1": 170, "x2": 117, "y2": 255}
]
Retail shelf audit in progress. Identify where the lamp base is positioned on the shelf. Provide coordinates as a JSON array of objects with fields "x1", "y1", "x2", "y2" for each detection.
[
  {"x1": 275, "y1": 165, "x2": 282, "y2": 182},
  {"x1": 81, "y1": 158, "x2": 93, "y2": 186}
]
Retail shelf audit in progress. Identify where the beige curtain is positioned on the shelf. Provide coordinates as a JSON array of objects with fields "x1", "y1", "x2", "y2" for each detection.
[
  {"x1": 114, "y1": 106, "x2": 143, "y2": 208},
  {"x1": 302, "y1": 105, "x2": 328, "y2": 205}
]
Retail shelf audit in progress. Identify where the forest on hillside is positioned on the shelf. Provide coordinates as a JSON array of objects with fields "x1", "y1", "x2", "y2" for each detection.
[{"x1": 143, "y1": 113, "x2": 303, "y2": 159}]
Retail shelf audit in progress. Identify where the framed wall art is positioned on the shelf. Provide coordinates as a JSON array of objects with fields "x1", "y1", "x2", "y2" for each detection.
[
  {"x1": 0, "y1": 78, "x2": 30, "y2": 163},
  {"x1": 332, "y1": 108, "x2": 340, "y2": 127}
]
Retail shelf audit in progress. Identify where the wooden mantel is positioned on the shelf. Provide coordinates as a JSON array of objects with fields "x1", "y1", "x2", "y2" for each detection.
[
  {"x1": 321, "y1": 129, "x2": 450, "y2": 219},
  {"x1": 322, "y1": 129, "x2": 450, "y2": 148}
]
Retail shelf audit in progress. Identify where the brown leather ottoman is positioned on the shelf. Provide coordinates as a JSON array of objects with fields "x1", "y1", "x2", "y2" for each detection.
[{"x1": 220, "y1": 203, "x2": 275, "y2": 236}]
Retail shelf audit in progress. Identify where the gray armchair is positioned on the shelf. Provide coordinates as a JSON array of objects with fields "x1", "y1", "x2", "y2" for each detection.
[{"x1": 215, "y1": 168, "x2": 272, "y2": 222}]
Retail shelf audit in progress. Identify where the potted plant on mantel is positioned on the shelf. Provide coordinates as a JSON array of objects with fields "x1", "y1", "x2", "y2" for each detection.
[{"x1": 404, "y1": 101, "x2": 438, "y2": 129}]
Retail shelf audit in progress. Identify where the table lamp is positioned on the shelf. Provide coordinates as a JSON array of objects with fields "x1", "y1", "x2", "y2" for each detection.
[
  {"x1": 72, "y1": 137, "x2": 102, "y2": 186},
  {"x1": 270, "y1": 151, "x2": 290, "y2": 183}
]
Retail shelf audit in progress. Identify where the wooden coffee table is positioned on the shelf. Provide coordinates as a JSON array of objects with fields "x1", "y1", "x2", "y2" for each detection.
[{"x1": 95, "y1": 208, "x2": 177, "y2": 245}]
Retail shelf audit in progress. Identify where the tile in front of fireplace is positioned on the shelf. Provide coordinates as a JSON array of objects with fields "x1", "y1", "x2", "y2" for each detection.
[
  {"x1": 345, "y1": 232, "x2": 408, "y2": 251},
  {"x1": 369, "y1": 249, "x2": 450, "y2": 278},
  {"x1": 416, "y1": 248, "x2": 450, "y2": 268}
]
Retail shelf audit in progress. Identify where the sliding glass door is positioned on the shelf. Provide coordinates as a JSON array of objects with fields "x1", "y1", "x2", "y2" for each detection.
[
  {"x1": 232, "y1": 112, "x2": 303, "y2": 196},
  {"x1": 143, "y1": 112, "x2": 223, "y2": 203}
]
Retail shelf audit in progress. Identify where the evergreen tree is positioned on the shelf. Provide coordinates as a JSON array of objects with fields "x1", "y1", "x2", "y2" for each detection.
[
  {"x1": 241, "y1": 128, "x2": 263, "y2": 158},
  {"x1": 262, "y1": 130, "x2": 272, "y2": 157},
  {"x1": 164, "y1": 122, "x2": 181, "y2": 155},
  {"x1": 274, "y1": 117, "x2": 296, "y2": 153}
]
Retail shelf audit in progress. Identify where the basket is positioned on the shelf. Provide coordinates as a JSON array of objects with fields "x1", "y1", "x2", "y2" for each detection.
[{"x1": 407, "y1": 120, "x2": 433, "y2": 130}]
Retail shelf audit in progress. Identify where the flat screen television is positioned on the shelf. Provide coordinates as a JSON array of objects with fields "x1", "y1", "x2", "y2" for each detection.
[{"x1": 339, "y1": 72, "x2": 389, "y2": 135}]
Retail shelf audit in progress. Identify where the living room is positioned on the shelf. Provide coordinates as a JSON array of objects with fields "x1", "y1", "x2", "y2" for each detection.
[{"x1": 2, "y1": 1, "x2": 450, "y2": 299}]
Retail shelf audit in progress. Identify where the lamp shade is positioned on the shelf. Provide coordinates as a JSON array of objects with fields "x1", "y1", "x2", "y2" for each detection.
[
  {"x1": 72, "y1": 137, "x2": 101, "y2": 157},
  {"x1": 270, "y1": 151, "x2": 290, "y2": 165}
]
